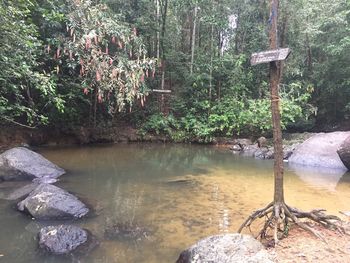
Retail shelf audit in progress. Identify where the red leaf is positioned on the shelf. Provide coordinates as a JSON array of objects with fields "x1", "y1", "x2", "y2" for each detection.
[
  {"x1": 96, "y1": 71, "x2": 101, "y2": 81},
  {"x1": 112, "y1": 36, "x2": 116, "y2": 44},
  {"x1": 140, "y1": 74, "x2": 145, "y2": 82},
  {"x1": 83, "y1": 88, "x2": 89, "y2": 94}
]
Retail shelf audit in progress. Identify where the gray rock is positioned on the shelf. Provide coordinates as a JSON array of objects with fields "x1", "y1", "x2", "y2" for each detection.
[
  {"x1": 283, "y1": 144, "x2": 299, "y2": 160},
  {"x1": 39, "y1": 225, "x2": 88, "y2": 255},
  {"x1": 4, "y1": 183, "x2": 38, "y2": 201},
  {"x1": 230, "y1": 144, "x2": 242, "y2": 152},
  {"x1": 176, "y1": 233, "x2": 273, "y2": 263},
  {"x1": 289, "y1": 132, "x2": 350, "y2": 170},
  {"x1": 240, "y1": 144, "x2": 259, "y2": 157},
  {"x1": 254, "y1": 147, "x2": 270, "y2": 159},
  {"x1": 257, "y1": 137, "x2": 267, "y2": 148},
  {"x1": 17, "y1": 184, "x2": 89, "y2": 220},
  {"x1": 0, "y1": 147, "x2": 65, "y2": 181},
  {"x1": 337, "y1": 136, "x2": 350, "y2": 170}
]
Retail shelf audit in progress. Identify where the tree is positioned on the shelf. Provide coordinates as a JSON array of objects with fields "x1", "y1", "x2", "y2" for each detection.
[
  {"x1": 50, "y1": 1, "x2": 157, "y2": 126},
  {"x1": 238, "y1": 0, "x2": 343, "y2": 245},
  {"x1": 0, "y1": 0, "x2": 64, "y2": 127}
]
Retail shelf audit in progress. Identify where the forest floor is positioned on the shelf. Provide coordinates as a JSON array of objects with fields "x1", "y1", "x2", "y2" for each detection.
[{"x1": 269, "y1": 222, "x2": 350, "y2": 262}]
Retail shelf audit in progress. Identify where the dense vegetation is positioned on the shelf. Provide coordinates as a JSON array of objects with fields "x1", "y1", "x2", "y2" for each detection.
[{"x1": 1, "y1": 0, "x2": 349, "y2": 141}]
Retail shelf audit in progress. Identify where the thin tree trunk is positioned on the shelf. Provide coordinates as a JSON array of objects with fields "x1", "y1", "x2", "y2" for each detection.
[
  {"x1": 160, "y1": 0, "x2": 168, "y2": 114},
  {"x1": 190, "y1": 6, "x2": 198, "y2": 75},
  {"x1": 156, "y1": 0, "x2": 160, "y2": 59},
  {"x1": 209, "y1": 24, "x2": 214, "y2": 104},
  {"x1": 269, "y1": 0, "x2": 284, "y2": 204}
]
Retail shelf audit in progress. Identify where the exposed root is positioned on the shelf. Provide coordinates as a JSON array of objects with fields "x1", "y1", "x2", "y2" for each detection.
[{"x1": 238, "y1": 202, "x2": 345, "y2": 246}]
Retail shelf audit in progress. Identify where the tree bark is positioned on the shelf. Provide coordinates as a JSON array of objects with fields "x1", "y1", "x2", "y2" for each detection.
[{"x1": 269, "y1": 0, "x2": 284, "y2": 204}]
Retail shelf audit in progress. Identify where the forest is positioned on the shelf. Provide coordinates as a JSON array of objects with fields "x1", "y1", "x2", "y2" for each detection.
[{"x1": 1, "y1": 0, "x2": 349, "y2": 141}]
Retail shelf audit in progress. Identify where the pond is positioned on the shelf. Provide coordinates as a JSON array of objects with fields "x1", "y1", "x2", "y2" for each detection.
[{"x1": 0, "y1": 144, "x2": 350, "y2": 263}]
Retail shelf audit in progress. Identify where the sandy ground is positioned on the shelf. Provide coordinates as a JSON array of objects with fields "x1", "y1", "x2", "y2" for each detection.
[{"x1": 269, "y1": 223, "x2": 350, "y2": 263}]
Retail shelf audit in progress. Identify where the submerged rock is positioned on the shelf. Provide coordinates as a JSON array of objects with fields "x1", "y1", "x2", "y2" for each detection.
[
  {"x1": 289, "y1": 132, "x2": 350, "y2": 170},
  {"x1": 104, "y1": 222, "x2": 150, "y2": 241},
  {"x1": 0, "y1": 147, "x2": 65, "y2": 181},
  {"x1": 39, "y1": 225, "x2": 88, "y2": 255},
  {"x1": 17, "y1": 184, "x2": 89, "y2": 220},
  {"x1": 176, "y1": 233, "x2": 273, "y2": 263},
  {"x1": 337, "y1": 136, "x2": 350, "y2": 170}
]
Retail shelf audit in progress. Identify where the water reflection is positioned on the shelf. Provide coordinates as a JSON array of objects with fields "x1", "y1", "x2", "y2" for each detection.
[{"x1": 288, "y1": 163, "x2": 347, "y2": 191}]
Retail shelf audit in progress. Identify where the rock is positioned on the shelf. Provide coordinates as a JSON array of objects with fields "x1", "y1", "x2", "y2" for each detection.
[
  {"x1": 4, "y1": 183, "x2": 38, "y2": 201},
  {"x1": 265, "y1": 150, "x2": 274, "y2": 159},
  {"x1": 38, "y1": 225, "x2": 88, "y2": 255},
  {"x1": 0, "y1": 147, "x2": 65, "y2": 181},
  {"x1": 233, "y1": 138, "x2": 253, "y2": 148},
  {"x1": 283, "y1": 144, "x2": 299, "y2": 160},
  {"x1": 104, "y1": 222, "x2": 150, "y2": 241},
  {"x1": 254, "y1": 147, "x2": 270, "y2": 159},
  {"x1": 257, "y1": 137, "x2": 267, "y2": 148},
  {"x1": 289, "y1": 132, "x2": 350, "y2": 170},
  {"x1": 17, "y1": 184, "x2": 89, "y2": 220},
  {"x1": 337, "y1": 136, "x2": 350, "y2": 170},
  {"x1": 230, "y1": 144, "x2": 242, "y2": 152},
  {"x1": 240, "y1": 144, "x2": 259, "y2": 157},
  {"x1": 176, "y1": 233, "x2": 273, "y2": 263}
]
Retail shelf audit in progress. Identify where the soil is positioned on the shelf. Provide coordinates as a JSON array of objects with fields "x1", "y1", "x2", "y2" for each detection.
[{"x1": 269, "y1": 222, "x2": 350, "y2": 263}]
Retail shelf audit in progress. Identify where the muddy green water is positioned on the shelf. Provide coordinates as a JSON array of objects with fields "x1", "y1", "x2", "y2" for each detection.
[{"x1": 1, "y1": 144, "x2": 350, "y2": 263}]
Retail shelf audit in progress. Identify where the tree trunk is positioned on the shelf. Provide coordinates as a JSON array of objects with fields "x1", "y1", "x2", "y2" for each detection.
[
  {"x1": 156, "y1": 0, "x2": 160, "y2": 59},
  {"x1": 190, "y1": 6, "x2": 198, "y2": 75},
  {"x1": 269, "y1": 0, "x2": 284, "y2": 204}
]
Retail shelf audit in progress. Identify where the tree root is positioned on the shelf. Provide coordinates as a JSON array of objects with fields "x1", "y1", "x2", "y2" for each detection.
[{"x1": 238, "y1": 202, "x2": 345, "y2": 246}]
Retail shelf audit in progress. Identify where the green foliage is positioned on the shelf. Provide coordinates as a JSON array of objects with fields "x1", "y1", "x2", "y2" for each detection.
[
  {"x1": 0, "y1": 0, "x2": 64, "y2": 126},
  {"x1": 0, "y1": 0, "x2": 348, "y2": 135}
]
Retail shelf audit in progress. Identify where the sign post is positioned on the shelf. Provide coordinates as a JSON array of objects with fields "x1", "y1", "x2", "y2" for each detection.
[{"x1": 250, "y1": 48, "x2": 291, "y2": 66}]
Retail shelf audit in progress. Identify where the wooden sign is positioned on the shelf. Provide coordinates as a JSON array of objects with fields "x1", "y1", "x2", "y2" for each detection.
[
  {"x1": 152, "y1": 89, "x2": 172, "y2": 93},
  {"x1": 250, "y1": 48, "x2": 291, "y2": 66}
]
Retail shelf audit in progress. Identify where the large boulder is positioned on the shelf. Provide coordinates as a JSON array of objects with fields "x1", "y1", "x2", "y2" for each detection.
[
  {"x1": 17, "y1": 184, "x2": 89, "y2": 220},
  {"x1": 176, "y1": 233, "x2": 273, "y2": 263},
  {"x1": 0, "y1": 147, "x2": 65, "y2": 181},
  {"x1": 39, "y1": 225, "x2": 88, "y2": 254},
  {"x1": 289, "y1": 132, "x2": 350, "y2": 170},
  {"x1": 337, "y1": 136, "x2": 350, "y2": 170}
]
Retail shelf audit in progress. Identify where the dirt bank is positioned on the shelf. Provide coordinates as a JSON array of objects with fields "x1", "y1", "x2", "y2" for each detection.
[{"x1": 269, "y1": 222, "x2": 350, "y2": 262}]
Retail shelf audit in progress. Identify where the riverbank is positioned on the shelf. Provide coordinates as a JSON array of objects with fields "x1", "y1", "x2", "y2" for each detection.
[
  {"x1": 0, "y1": 124, "x2": 314, "y2": 152},
  {"x1": 270, "y1": 222, "x2": 350, "y2": 262}
]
